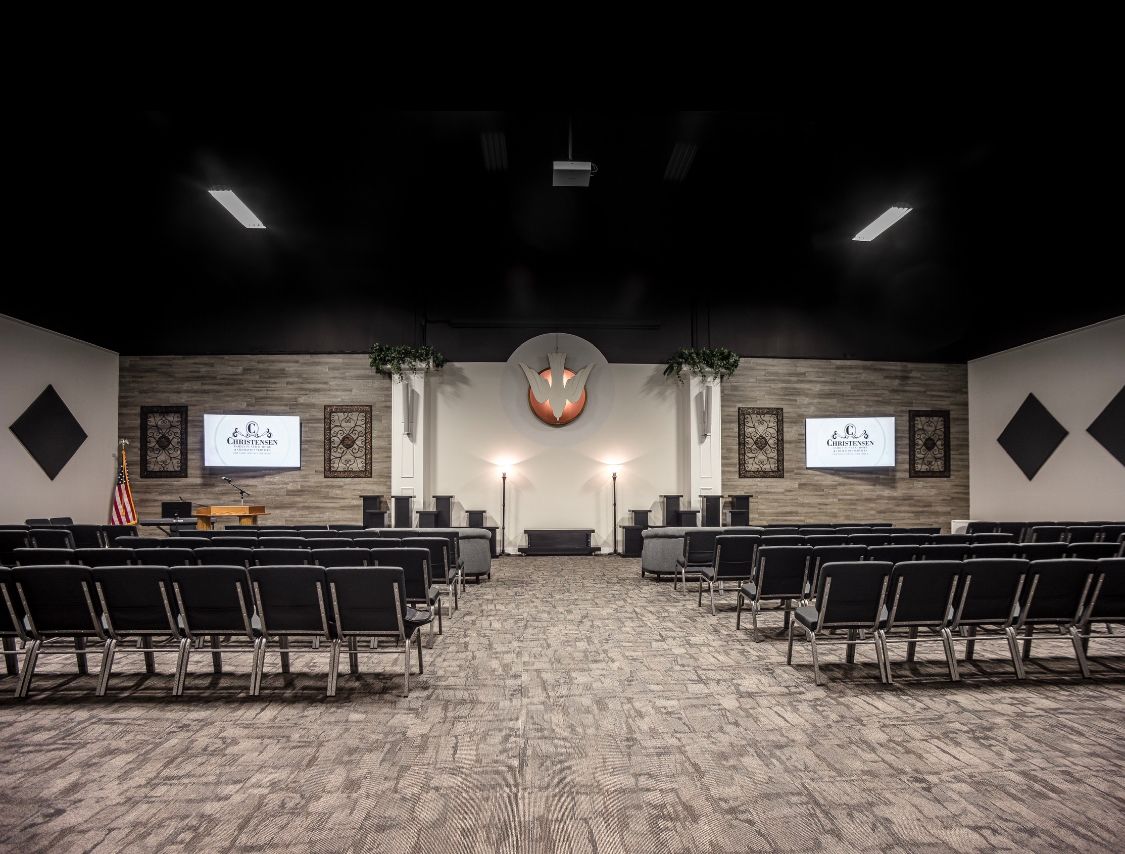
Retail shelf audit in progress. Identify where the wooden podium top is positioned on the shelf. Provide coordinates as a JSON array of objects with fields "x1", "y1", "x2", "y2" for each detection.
[{"x1": 195, "y1": 505, "x2": 267, "y2": 517}]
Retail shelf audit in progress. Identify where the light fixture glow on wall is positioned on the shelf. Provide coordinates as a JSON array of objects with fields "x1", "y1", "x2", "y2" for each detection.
[
  {"x1": 208, "y1": 190, "x2": 266, "y2": 229},
  {"x1": 852, "y1": 206, "x2": 911, "y2": 242}
]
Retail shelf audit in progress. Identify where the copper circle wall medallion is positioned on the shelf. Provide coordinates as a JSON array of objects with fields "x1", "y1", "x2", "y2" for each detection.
[{"x1": 528, "y1": 368, "x2": 587, "y2": 426}]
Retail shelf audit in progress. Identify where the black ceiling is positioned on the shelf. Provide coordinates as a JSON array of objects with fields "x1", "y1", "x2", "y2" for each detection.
[{"x1": 6, "y1": 110, "x2": 1120, "y2": 362}]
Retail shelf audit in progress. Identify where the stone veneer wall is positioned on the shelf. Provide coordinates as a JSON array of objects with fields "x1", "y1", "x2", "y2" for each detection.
[
  {"x1": 721, "y1": 358, "x2": 968, "y2": 530},
  {"x1": 119, "y1": 355, "x2": 391, "y2": 526}
]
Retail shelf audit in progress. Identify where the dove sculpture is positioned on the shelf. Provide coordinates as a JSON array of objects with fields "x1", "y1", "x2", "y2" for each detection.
[{"x1": 519, "y1": 352, "x2": 593, "y2": 422}]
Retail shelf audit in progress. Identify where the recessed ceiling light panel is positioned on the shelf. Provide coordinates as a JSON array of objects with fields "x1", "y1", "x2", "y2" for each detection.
[
  {"x1": 208, "y1": 189, "x2": 266, "y2": 229},
  {"x1": 853, "y1": 205, "x2": 911, "y2": 241}
]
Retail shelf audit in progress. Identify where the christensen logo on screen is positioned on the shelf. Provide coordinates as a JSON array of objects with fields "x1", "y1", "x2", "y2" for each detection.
[
  {"x1": 827, "y1": 423, "x2": 874, "y2": 447},
  {"x1": 227, "y1": 421, "x2": 279, "y2": 446}
]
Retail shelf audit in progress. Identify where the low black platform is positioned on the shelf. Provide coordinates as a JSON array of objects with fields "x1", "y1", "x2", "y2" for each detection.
[{"x1": 518, "y1": 529, "x2": 599, "y2": 556}]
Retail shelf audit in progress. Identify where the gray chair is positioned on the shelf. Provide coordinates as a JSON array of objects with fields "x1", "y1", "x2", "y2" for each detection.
[
  {"x1": 1015, "y1": 559, "x2": 1099, "y2": 677},
  {"x1": 737, "y1": 545, "x2": 811, "y2": 639},
  {"x1": 788, "y1": 561, "x2": 894, "y2": 686},
  {"x1": 248, "y1": 565, "x2": 339, "y2": 696},
  {"x1": 949, "y1": 559, "x2": 1029, "y2": 678},
  {"x1": 697, "y1": 535, "x2": 759, "y2": 615},
  {"x1": 675, "y1": 530, "x2": 722, "y2": 592},
  {"x1": 325, "y1": 566, "x2": 432, "y2": 696},
  {"x1": 881, "y1": 561, "x2": 964, "y2": 682}
]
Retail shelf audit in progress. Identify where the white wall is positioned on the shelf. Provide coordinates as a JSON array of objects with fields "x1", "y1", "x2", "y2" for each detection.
[
  {"x1": 0, "y1": 315, "x2": 119, "y2": 523},
  {"x1": 428, "y1": 362, "x2": 682, "y2": 553},
  {"x1": 969, "y1": 316, "x2": 1125, "y2": 520}
]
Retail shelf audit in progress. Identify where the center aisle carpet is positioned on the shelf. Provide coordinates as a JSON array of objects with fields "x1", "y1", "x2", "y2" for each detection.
[{"x1": 1, "y1": 556, "x2": 1123, "y2": 853}]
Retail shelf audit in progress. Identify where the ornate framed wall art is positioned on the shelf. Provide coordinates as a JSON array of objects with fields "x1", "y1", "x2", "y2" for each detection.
[
  {"x1": 324, "y1": 405, "x2": 372, "y2": 478},
  {"x1": 140, "y1": 406, "x2": 188, "y2": 478},
  {"x1": 738, "y1": 407, "x2": 784, "y2": 478},
  {"x1": 909, "y1": 409, "x2": 951, "y2": 478}
]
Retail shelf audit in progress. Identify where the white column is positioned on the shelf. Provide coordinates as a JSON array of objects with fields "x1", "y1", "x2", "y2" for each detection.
[
  {"x1": 390, "y1": 371, "x2": 427, "y2": 508},
  {"x1": 684, "y1": 375, "x2": 723, "y2": 516}
]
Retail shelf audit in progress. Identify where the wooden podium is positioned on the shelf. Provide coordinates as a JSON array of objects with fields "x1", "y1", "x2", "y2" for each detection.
[{"x1": 194, "y1": 505, "x2": 267, "y2": 530}]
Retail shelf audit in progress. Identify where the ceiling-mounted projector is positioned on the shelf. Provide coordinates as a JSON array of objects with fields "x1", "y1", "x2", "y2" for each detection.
[{"x1": 552, "y1": 160, "x2": 596, "y2": 187}]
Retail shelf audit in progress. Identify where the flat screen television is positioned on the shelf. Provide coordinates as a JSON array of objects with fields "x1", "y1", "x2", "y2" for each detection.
[
  {"x1": 805, "y1": 416, "x2": 895, "y2": 469},
  {"x1": 203, "y1": 413, "x2": 301, "y2": 468}
]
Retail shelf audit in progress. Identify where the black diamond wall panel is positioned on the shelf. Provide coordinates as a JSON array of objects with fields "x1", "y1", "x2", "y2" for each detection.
[
  {"x1": 996, "y1": 393, "x2": 1068, "y2": 480},
  {"x1": 8, "y1": 385, "x2": 88, "y2": 480},
  {"x1": 1087, "y1": 385, "x2": 1125, "y2": 468}
]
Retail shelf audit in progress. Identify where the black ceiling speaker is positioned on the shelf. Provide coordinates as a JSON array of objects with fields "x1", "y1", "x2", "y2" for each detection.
[
  {"x1": 9, "y1": 384, "x2": 88, "y2": 480},
  {"x1": 996, "y1": 393, "x2": 1068, "y2": 480}
]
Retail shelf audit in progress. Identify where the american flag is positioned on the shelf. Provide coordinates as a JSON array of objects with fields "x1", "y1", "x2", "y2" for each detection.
[{"x1": 110, "y1": 442, "x2": 137, "y2": 525}]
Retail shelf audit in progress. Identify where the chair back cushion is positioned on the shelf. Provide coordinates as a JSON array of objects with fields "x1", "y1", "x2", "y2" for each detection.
[
  {"x1": 93, "y1": 565, "x2": 175, "y2": 633},
  {"x1": 1023, "y1": 559, "x2": 1099, "y2": 624},
  {"x1": 248, "y1": 565, "x2": 328, "y2": 634},
  {"x1": 958, "y1": 559, "x2": 1029, "y2": 624},
  {"x1": 134, "y1": 548, "x2": 196, "y2": 567},
  {"x1": 754, "y1": 546, "x2": 812, "y2": 598},
  {"x1": 713, "y1": 535, "x2": 759, "y2": 578},
  {"x1": 14, "y1": 565, "x2": 99, "y2": 635},
  {"x1": 195, "y1": 547, "x2": 253, "y2": 567},
  {"x1": 254, "y1": 549, "x2": 311, "y2": 566},
  {"x1": 170, "y1": 565, "x2": 253, "y2": 634},
  {"x1": 888, "y1": 560, "x2": 962, "y2": 626},
  {"x1": 312, "y1": 548, "x2": 369, "y2": 568},
  {"x1": 326, "y1": 566, "x2": 406, "y2": 635},
  {"x1": 817, "y1": 561, "x2": 893, "y2": 628}
]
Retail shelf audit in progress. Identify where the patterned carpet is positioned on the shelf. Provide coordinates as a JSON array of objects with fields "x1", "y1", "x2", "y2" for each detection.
[{"x1": 1, "y1": 556, "x2": 1124, "y2": 853}]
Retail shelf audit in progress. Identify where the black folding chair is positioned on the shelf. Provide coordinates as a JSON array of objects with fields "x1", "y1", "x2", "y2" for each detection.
[
  {"x1": 971, "y1": 533, "x2": 1015, "y2": 544},
  {"x1": 133, "y1": 548, "x2": 196, "y2": 567},
  {"x1": 916, "y1": 543, "x2": 970, "y2": 561},
  {"x1": 207, "y1": 535, "x2": 258, "y2": 549},
  {"x1": 256, "y1": 537, "x2": 308, "y2": 550},
  {"x1": 1078, "y1": 559, "x2": 1125, "y2": 661},
  {"x1": 949, "y1": 558, "x2": 1029, "y2": 678},
  {"x1": 92, "y1": 565, "x2": 185, "y2": 695},
  {"x1": 759, "y1": 535, "x2": 803, "y2": 548},
  {"x1": 254, "y1": 548, "x2": 311, "y2": 566},
  {"x1": 674, "y1": 530, "x2": 721, "y2": 592},
  {"x1": 931, "y1": 534, "x2": 971, "y2": 544},
  {"x1": 1015, "y1": 559, "x2": 1099, "y2": 678},
  {"x1": 1067, "y1": 543, "x2": 1120, "y2": 560},
  {"x1": 368, "y1": 547, "x2": 444, "y2": 638},
  {"x1": 67, "y1": 524, "x2": 104, "y2": 549},
  {"x1": 848, "y1": 534, "x2": 891, "y2": 546},
  {"x1": 809, "y1": 545, "x2": 867, "y2": 595},
  {"x1": 881, "y1": 561, "x2": 964, "y2": 682},
  {"x1": 13, "y1": 548, "x2": 76, "y2": 566},
  {"x1": 326, "y1": 566, "x2": 432, "y2": 696},
  {"x1": 115, "y1": 536, "x2": 164, "y2": 549},
  {"x1": 969, "y1": 543, "x2": 1023, "y2": 560},
  {"x1": 404, "y1": 538, "x2": 461, "y2": 612},
  {"x1": 167, "y1": 536, "x2": 210, "y2": 549},
  {"x1": 248, "y1": 565, "x2": 339, "y2": 696},
  {"x1": 257, "y1": 530, "x2": 300, "y2": 538},
  {"x1": 312, "y1": 548, "x2": 370, "y2": 568},
  {"x1": 697, "y1": 535, "x2": 759, "y2": 615},
  {"x1": 1019, "y1": 542, "x2": 1069, "y2": 561},
  {"x1": 1065, "y1": 526, "x2": 1103, "y2": 543},
  {"x1": 787, "y1": 561, "x2": 893, "y2": 686},
  {"x1": 169, "y1": 565, "x2": 260, "y2": 695},
  {"x1": 888, "y1": 534, "x2": 926, "y2": 545},
  {"x1": 867, "y1": 545, "x2": 920, "y2": 565},
  {"x1": 76, "y1": 547, "x2": 136, "y2": 567},
  {"x1": 966, "y1": 521, "x2": 999, "y2": 535},
  {"x1": 29, "y1": 528, "x2": 76, "y2": 549},
  {"x1": 4, "y1": 565, "x2": 105, "y2": 697},
  {"x1": 304, "y1": 538, "x2": 354, "y2": 549},
  {"x1": 1029, "y1": 525, "x2": 1068, "y2": 543},
  {"x1": 803, "y1": 534, "x2": 848, "y2": 546},
  {"x1": 737, "y1": 545, "x2": 811, "y2": 639},
  {"x1": 195, "y1": 547, "x2": 253, "y2": 567}
]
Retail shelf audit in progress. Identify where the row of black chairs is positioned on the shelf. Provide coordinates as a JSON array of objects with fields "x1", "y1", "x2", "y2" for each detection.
[
  {"x1": 670, "y1": 531, "x2": 1125, "y2": 592},
  {"x1": 966, "y1": 521, "x2": 1125, "y2": 543},
  {"x1": 775, "y1": 557, "x2": 1125, "y2": 685},
  {"x1": 0, "y1": 526, "x2": 136, "y2": 554},
  {"x1": 0, "y1": 556, "x2": 446, "y2": 698},
  {"x1": 751, "y1": 526, "x2": 936, "y2": 536}
]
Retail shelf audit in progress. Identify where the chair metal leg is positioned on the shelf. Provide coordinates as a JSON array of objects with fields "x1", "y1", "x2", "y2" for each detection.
[
  {"x1": 1022, "y1": 627, "x2": 1033, "y2": 661},
  {"x1": 416, "y1": 631, "x2": 424, "y2": 675},
  {"x1": 697, "y1": 574, "x2": 703, "y2": 606},
  {"x1": 751, "y1": 602, "x2": 762, "y2": 642},
  {"x1": 1069, "y1": 626, "x2": 1091, "y2": 678},
  {"x1": 786, "y1": 619, "x2": 796, "y2": 664},
  {"x1": 279, "y1": 635, "x2": 290, "y2": 674},
  {"x1": 941, "y1": 628, "x2": 960, "y2": 681},
  {"x1": 965, "y1": 626, "x2": 977, "y2": 661},
  {"x1": 17, "y1": 640, "x2": 40, "y2": 698},
  {"x1": 874, "y1": 630, "x2": 890, "y2": 684},
  {"x1": 210, "y1": 636, "x2": 223, "y2": 674},
  {"x1": 906, "y1": 626, "x2": 918, "y2": 662},
  {"x1": 808, "y1": 631, "x2": 824, "y2": 686},
  {"x1": 348, "y1": 637, "x2": 359, "y2": 674},
  {"x1": 437, "y1": 600, "x2": 443, "y2": 635},
  {"x1": 709, "y1": 581, "x2": 716, "y2": 616},
  {"x1": 452, "y1": 580, "x2": 459, "y2": 612},
  {"x1": 137, "y1": 634, "x2": 155, "y2": 674},
  {"x1": 326, "y1": 639, "x2": 340, "y2": 697},
  {"x1": 2, "y1": 636, "x2": 17, "y2": 676},
  {"x1": 96, "y1": 639, "x2": 116, "y2": 696},
  {"x1": 1005, "y1": 627, "x2": 1027, "y2": 680},
  {"x1": 845, "y1": 629, "x2": 857, "y2": 664},
  {"x1": 74, "y1": 636, "x2": 88, "y2": 675},
  {"x1": 402, "y1": 643, "x2": 410, "y2": 697},
  {"x1": 173, "y1": 638, "x2": 190, "y2": 696},
  {"x1": 735, "y1": 592, "x2": 743, "y2": 629},
  {"x1": 250, "y1": 638, "x2": 265, "y2": 696}
]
